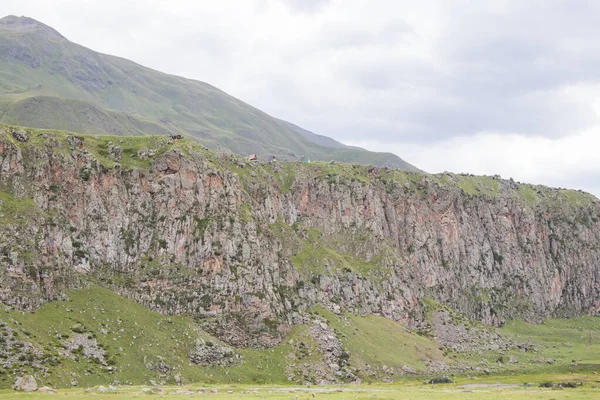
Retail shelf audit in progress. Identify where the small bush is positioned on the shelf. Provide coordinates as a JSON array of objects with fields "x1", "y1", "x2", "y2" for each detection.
[
  {"x1": 559, "y1": 382, "x2": 582, "y2": 388},
  {"x1": 79, "y1": 168, "x2": 91, "y2": 181},
  {"x1": 71, "y1": 323, "x2": 87, "y2": 333},
  {"x1": 429, "y1": 376, "x2": 453, "y2": 384}
]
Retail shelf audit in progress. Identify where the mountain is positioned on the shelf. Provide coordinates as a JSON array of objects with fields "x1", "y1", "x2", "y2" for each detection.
[
  {"x1": 279, "y1": 119, "x2": 354, "y2": 149},
  {"x1": 1, "y1": 124, "x2": 600, "y2": 386},
  {"x1": 0, "y1": 15, "x2": 417, "y2": 169},
  {"x1": 3, "y1": 15, "x2": 600, "y2": 391}
]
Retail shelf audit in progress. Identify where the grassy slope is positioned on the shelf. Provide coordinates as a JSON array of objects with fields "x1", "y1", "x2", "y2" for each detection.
[
  {"x1": 2, "y1": 287, "x2": 597, "y2": 392},
  {"x1": 0, "y1": 124, "x2": 223, "y2": 173},
  {"x1": 419, "y1": 300, "x2": 600, "y2": 380},
  {"x1": 313, "y1": 307, "x2": 446, "y2": 372},
  {"x1": 0, "y1": 16, "x2": 415, "y2": 169},
  {"x1": 0, "y1": 288, "x2": 448, "y2": 389},
  {"x1": 495, "y1": 318, "x2": 600, "y2": 372},
  {"x1": 0, "y1": 96, "x2": 169, "y2": 136}
]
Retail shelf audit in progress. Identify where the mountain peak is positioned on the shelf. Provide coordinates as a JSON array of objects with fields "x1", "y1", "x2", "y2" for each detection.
[{"x1": 0, "y1": 15, "x2": 64, "y2": 39}]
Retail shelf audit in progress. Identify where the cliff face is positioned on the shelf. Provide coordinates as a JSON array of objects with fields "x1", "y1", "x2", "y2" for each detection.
[{"x1": 1, "y1": 126, "x2": 599, "y2": 348}]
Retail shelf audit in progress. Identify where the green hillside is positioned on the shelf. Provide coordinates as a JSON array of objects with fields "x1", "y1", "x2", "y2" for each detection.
[
  {"x1": 1, "y1": 287, "x2": 598, "y2": 390},
  {"x1": 0, "y1": 15, "x2": 417, "y2": 169},
  {"x1": 0, "y1": 287, "x2": 445, "y2": 388}
]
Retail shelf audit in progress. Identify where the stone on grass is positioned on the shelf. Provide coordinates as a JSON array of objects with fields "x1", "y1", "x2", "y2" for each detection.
[{"x1": 13, "y1": 375, "x2": 37, "y2": 392}]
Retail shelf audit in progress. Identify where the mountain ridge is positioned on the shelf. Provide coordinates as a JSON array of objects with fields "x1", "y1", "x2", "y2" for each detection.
[{"x1": 0, "y1": 15, "x2": 417, "y2": 170}]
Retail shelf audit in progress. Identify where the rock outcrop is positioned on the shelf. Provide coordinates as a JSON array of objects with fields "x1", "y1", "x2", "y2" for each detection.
[
  {"x1": 1, "y1": 126, "x2": 599, "y2": 347},
  {"x1": 188, "y1": 338, "x2": 240, "y2": 366}
]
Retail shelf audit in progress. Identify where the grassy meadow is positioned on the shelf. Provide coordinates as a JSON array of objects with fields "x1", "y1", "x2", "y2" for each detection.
[{"x1": 1, "y1": 379, "x2": 600, "y2": 399}]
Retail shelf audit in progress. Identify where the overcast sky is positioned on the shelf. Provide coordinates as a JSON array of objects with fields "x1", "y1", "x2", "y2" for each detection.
[{"x1": 4, "y1": 0, "x2": 600, "y2": 196}]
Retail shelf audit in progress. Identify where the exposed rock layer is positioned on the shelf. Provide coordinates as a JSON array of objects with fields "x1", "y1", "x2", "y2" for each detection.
[{"x1": 1, "y1": 127, "x2": 599, "y2": 347}]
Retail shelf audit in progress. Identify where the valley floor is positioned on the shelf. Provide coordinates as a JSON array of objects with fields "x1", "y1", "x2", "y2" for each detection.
[{"x1": 2, "y1": 377, "x2": 600, "y2": 400}]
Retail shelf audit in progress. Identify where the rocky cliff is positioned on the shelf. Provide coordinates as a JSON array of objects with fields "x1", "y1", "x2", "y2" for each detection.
[{"x1": 1, "y1": 125, "x2": 599, "y2": 348}]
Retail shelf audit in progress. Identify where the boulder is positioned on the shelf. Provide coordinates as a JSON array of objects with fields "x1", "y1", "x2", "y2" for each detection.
[
  {"x1": 11, "y1": 129, "x2": 28, "y2": 142},
  {"x1": 13, "y1": 375, "x2": 38, "y2": 392},
  {"x1": 108, "y1": 145, "x2": 122, "y2": 161},
  {"x1": 38, "y1": 386, "x2": 57, "y2": 394},
  {"x1": 402, "y1": 365, "x2": 417, "y2": 374},
  {"x1": 142, "y1": 387, "x2": 165, "y2": 394},
  {"x1": 174, "y1": 389, "x2": 195, "y2": 395}
]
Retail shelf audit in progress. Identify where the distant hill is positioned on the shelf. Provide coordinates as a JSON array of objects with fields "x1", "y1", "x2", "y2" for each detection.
[
  {"x1": 279, "y1": 119, "x2": 351, "y2": 149},
  {"x1": 0, "y1": 15, "x2": 418, "y2": 170}
]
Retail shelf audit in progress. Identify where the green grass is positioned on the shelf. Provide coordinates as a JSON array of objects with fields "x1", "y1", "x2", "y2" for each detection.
[
  {"x1": 285, "y1": 224, "x2": 392, "y2": 285},
  {"x1": 517, "y1": 184, "x2": 539, "y2": 204},
  {"x1": 381, "y1": 171, "x2": 504, "y2": 198},
  {"x1": 313, "y1": 307, "x2": 446, "y2": 373},
  {"x1": 0, "y1": 288, "x2": 212, "y2": 388},
  {"x1": 496, "y1": 317, "x2": 600, "y2": 371},
  {"x1": 433, "y1": 316, "x2": 600, "y2": 378},
  {"x1": 0, "y1": 124, "x2": 216, "y2": 172},
  {"x1": 267, "y1": 160, "x2": 375, "y2": 194},
  {"x1": 0, "y1": 191, "x2": 44, "y2": 225},
  {"x1": 1, "y1": 381, "x2": 600, "y2": 399},
  {"x1": 272, "y1": 162, "x2": 297, "y2": 193},
  {"x1": 0, "y1": 287, "x2": 445, "y2": 389},
  {"x1": 0, "y1": 286, "x2": 316, "y2": 388},
  {"x1": 455, "y1": 175, "x2": 501, "y2": 196},
  {"x1": 81, "y1": 134, "x2": 198, "y2": 171},
  {"x1": 308, "y1": 161, "x2": 372, "y2": 185},
  {"x1": 555, "y1": 189, "x2": 598, "y2": 208},
  {"x1": 515, "y1": 184, "x2": 597, "y2": 209},
  {"x1": 1, "y1": 287, "x2": 599, "y2": 393},
  {"x1": 417, "y1": 298, "x2": 600, "y2": 380}
]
